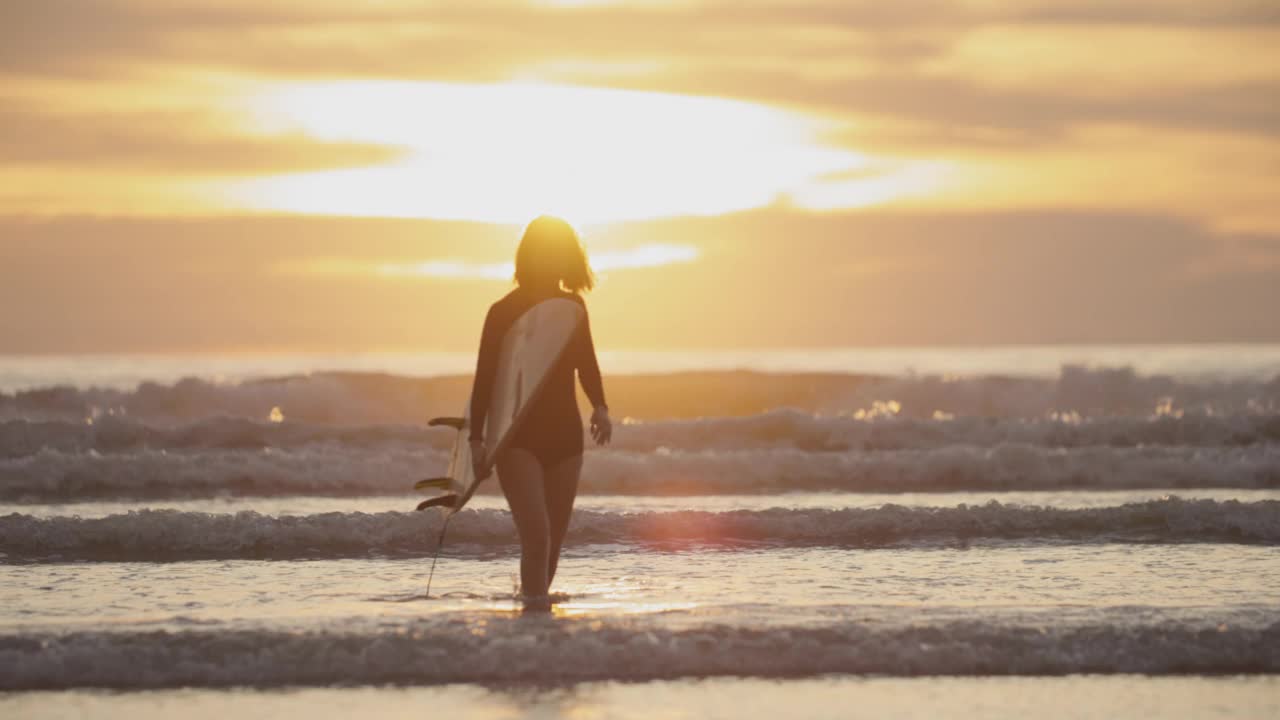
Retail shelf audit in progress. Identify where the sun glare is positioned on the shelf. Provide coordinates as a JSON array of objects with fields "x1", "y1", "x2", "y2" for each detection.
[{"x1": 229, "y1": 81, "x2": 881, "y2": 224}]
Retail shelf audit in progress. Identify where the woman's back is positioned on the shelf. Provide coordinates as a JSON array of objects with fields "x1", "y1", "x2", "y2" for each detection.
[{"x1": 470, "y1": 286, "x2": 605, "y2": 467}]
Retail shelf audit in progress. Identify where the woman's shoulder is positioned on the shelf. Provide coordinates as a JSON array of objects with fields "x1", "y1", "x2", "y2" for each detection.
[
  {"x1": 491, "y1": 288, "x2": 585, "y2": 313},
  {"x1": 489, "y1": 288, "x2": 523, "y2": 308},
  {"x1": 482, "y1": 290, "x2": 521, "y2": 324}
]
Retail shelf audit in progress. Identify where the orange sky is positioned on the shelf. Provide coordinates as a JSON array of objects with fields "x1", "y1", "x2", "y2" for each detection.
[{"x1": 2, "y1": 0, "x2": 1278, "y2": 352}]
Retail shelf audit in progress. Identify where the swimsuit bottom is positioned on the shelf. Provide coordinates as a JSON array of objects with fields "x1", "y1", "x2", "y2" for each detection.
[{"x1": 507, "y1": 416, "x2": 584, "y2": 470}]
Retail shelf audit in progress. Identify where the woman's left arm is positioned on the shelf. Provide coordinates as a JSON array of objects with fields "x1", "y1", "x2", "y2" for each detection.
[{"x1": 577, "y1": 307, "x2": 612, "y2": 445}]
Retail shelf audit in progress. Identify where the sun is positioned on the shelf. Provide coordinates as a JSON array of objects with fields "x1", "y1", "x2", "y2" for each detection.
[{"x1": 225, "y1": 80, "x2": 934, "y2": 224}]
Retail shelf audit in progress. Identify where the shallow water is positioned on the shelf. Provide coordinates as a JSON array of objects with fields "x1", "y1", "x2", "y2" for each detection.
[
  {"x1": 3, "y1": 677, "x2": 1279, "y2": 719},
  {"x1": 5, "y1": 544, "x2": 1277, "y2": 630},
  {"x1": 3, "y1": 540, "x2": 1277, "y2": 688},
  {"x1": 3, "y1": 353, "x2": 1279, "y2": 706}
]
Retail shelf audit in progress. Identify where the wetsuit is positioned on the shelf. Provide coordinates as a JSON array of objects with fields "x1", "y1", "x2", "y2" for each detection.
[{"x1": 469, "y1": 288, "x2": 607, "y2": 469}]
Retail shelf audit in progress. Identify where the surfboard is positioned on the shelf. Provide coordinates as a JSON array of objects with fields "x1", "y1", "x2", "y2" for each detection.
[{"x1": 415, "y1": 297, "x2": 586, "y2": 515}]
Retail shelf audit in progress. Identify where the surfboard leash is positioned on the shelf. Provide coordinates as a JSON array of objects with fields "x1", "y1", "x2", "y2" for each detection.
[{"x1": 425, "y1": 514, "x2": 452, "y2": 598}]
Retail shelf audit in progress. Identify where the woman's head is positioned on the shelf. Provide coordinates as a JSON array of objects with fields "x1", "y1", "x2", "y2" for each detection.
[{"x1": 514, "y1": 215, "x2": 595, "y2": 294}]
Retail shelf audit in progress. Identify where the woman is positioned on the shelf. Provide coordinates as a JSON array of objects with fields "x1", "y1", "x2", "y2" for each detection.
[{"x1": 468, "y1": 216, "x2": 613, "y2": 610}]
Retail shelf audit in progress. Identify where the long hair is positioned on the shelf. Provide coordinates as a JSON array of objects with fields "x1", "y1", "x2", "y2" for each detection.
[{"x1": 514, "y1": 216, "x2": 595, "y2": 294}]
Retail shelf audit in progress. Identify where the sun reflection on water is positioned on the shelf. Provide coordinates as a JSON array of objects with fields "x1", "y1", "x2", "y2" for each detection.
[{"x1": 551, "y1": 600, "x2": 700, "y2": 619}]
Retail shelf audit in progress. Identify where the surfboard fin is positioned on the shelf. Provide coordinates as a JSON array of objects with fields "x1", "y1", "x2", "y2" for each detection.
[
  {"x1": 414, "y1": 477, "x2": 453, "y2": 492},
  {"x1": 428, "y1": 417, "x2": 467, "y2": 430},
  {"x1": 416, "y1": 494, "x2": 459, "y2": 511}
]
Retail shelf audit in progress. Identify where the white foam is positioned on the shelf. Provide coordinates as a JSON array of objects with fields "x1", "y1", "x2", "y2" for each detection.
[
  {"x1": 2, "y1": 614, "x2": 1276, "y2": 689},
  {"x1": 0, "y1": 447, "x2": 442, "y2": 501},
  {"x1": 7, "y1": 411, "x2": 1280, "y2": 461},
  {"x1": 611, "y1": 410, "x2": 1280, "y2": 452},
  {"x1": 586, "y1": 444, "x2": 1280, "y2": 494},
  {"x1": 2, "y1": 441, "x2": 1277, "y2": 502}
]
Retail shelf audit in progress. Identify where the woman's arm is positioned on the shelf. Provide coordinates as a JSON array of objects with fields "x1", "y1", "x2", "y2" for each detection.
[
  {"x1": 576, "y1": 308, "x2": 607, "y2": 411},
  {"x1": 469, "y1": 306, "x2": 501, "y2": 443},
  {"x1": 576, "y1": 307, "x2": 612, "y2": 444}
]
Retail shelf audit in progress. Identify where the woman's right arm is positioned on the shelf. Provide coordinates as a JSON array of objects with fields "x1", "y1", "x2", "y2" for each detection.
[{"x1": 469, "y1": 306, "x2": 501, "y2": 444}]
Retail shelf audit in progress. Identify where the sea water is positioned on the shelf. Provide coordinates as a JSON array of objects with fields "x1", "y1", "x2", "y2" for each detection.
[{"x1": 1, "y1": 346, "x2": 1278, "y2": 717}]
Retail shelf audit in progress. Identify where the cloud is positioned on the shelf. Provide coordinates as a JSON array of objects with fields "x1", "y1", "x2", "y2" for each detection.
[
  {"x1": 380, "y1": 243, "x2": 702, "y2": 279},
  {"x1": 6, "y1": 1, "x2": 1274, "y2": 144},
  {"x1": 2, "y1": 209, "x2": 1278, "y2": 352},
  {"x1": 281, "y1": 244, "x2": 701, "y2": 280},
  {"x1": 3, "y1": 0, "x2": 1278, "y2": 231},
  {"x1": 11, "y1": 9, "x2": 1274, "y2": 146},
  {"x1": 716, "y1": 74, "x2": 1280, "y2": 145},
  {"x1": 0, "y1": 107, "x2": 403, "y2": 175}
]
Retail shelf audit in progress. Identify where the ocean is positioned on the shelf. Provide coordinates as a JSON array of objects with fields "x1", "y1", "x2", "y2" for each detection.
[{"x1": 1, "y1": 346, "x2": 1278, "y2": 718}]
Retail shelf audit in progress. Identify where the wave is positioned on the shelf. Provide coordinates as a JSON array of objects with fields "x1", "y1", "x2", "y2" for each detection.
[
  {"x1": 615, "y1": 410, "x2": 1280, "y2": 452},
  {"x1": 3, "y1": 443, "x2": 1277, "y2": 502},
  {"x1": 0, "y1": 447, "x2": 440, "y2": 501},
  {"x1": 0, "y1": 417, "x2": 440, "y2": 459},
  {"x1": 3, "y1": 366, "x2": 1277, "y2": 425},
  {"x1": 2, "y1": 499, "x2": 1275, "y2": 561},
  {"x1": 2, "y1": 616, "x2": 1276, "y2": 688},
  {"x1": 5, "y1": 411, "x2": 1280, "y2": 460},
  {"x1": 593, "y1": 445, "x2": 1280, "y2": 495}
]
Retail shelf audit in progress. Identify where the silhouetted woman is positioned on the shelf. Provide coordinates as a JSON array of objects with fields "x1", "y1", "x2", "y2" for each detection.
[{"x1": 468, "y1": 216, "x2": 612, "y2": 610}]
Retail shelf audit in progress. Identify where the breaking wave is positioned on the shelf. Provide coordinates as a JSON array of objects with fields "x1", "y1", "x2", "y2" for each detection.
[
  {"x1": 0, "y1": 446, "x2": 439, "y2": 501},
  {"x1": 2, "y1": 616, "x2": 1276, "y2": 689},
  {"x1": 0, "y1": 417, "x2": 439, "y2": 459},
  {"x1": 2, "y1": 443, "x2": 1277, "y2": 502},
  {"x1": 2, "y1": 499, "x2": 1275, "y2": 561},
  {"x1": 5, "y1": 411, "x2": 1280, "y2": 459}
]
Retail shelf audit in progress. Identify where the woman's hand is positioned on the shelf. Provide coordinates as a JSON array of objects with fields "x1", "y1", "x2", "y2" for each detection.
[
  {"x1": 470, "y1": 438, "x2": 491, "y2": 480},
  {"x1": 590, "y1": 406, "x2": 613, "y2": 446}
]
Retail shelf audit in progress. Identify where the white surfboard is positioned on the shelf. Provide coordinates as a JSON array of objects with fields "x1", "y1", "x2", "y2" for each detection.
[{"x1": 415, "y1": 298, "x2": 586, "y2": 515}]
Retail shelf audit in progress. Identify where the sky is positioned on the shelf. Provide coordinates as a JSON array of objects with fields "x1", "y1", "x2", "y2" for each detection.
[{"x1": 2, "y1": 0, "x2": 1278, "y2": 352}]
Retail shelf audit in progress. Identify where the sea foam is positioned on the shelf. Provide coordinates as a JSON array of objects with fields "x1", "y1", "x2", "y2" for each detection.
[
  {"x1": 1, "y1": 442, "x2": 1276, "y2": 502},
  {"x1": 5, "y1": 411, "x2": 1280, "y2": 459},
  {"x1": 2, "y1": 615, "x2": 1276, "y2": 689}
]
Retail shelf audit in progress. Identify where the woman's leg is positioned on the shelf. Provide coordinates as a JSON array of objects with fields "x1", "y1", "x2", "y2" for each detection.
[
  {"x1": 543, "y1": 454, "x2": 583, "y2": 589},
  {"x1": 496, "y1": 448, "x2": 550, "y2": 598}
]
